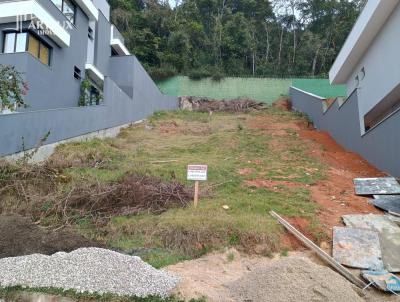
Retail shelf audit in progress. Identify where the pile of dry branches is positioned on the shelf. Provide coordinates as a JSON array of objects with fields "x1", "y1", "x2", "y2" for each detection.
[
  {"x1": 179, "y1": 96, "x2": 264, "y2": 113},
  {"x1": 0, "y1": 160, "x2": 193, "y2": 223},
  {"x1": 0, "y1": 161, "x2": 60, "y2": 215},
  {"x1": 52, "y1": 174, "x2": 193, "y2": 220}
]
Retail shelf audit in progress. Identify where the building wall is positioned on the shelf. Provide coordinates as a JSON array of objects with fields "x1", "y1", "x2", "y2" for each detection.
[
  {"x1": 0, "y1": 0, "x2": 179, "y2": 158},
  {"x1": 93, "y1": 0, "x2": 110, "y2": 21},
  {"x1": 109, "y1": 56, "x2": 134, "y2": 97},
  {"x1": 346, "y1": 2, "x2": 400, "y2": 120},
  {"x1": 0, "y1": 75, "x2": 178, "y2": 157},
  {"x1": 291, "y1": 87, "x2": 400, "y2": 176},
  {"x1": 94, "y1": 11, "x2": 110, "y2": 76},
  {"x1": 0, "y1": 1, "x2": 90, "y2": 110}
]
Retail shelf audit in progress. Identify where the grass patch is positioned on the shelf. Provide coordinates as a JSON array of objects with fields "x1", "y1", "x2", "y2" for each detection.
[
  {"x1": 1, "y1": 108, "x2": 326, "y2": 268},
  {"x1": 61, "y1": 109, "x2": 324, "y2": 260},
  {"x1": 0, "y1": 286, "x2": 205, "y2": 302}
]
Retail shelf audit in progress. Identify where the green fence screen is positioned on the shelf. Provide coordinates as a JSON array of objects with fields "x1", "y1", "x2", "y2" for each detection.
[
  {"x1": 156, "y1": 76, "x2": 346, "y2": 104},
  {"x1": 291, "y1": 79, "x2": 346, "y2": 99}
]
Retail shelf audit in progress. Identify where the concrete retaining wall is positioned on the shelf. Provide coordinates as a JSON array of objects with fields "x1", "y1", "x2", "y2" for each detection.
[{"x1": 290, "y1": 87, "x2": 400, "y2": 176}]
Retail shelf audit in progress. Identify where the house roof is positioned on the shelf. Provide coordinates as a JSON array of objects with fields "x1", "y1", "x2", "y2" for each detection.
[{"x1": 329, "y1": 0, "x2": 399, "y2": 84}]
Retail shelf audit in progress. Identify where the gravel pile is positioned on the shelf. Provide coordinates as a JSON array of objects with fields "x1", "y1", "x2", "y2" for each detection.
[
  {"x1": 228, "y1": 256, "x2": 363, "y2": 302},
  {"x1": 0, "y1": 248, "x2": 179, "y2": 298}
]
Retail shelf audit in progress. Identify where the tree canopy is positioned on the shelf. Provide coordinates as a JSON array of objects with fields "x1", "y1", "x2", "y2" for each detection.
[{"x1": 109, "y1": 0, "x2": 366, "y2": 79}]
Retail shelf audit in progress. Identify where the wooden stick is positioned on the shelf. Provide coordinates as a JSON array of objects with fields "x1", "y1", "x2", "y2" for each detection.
[
  {"x1": 194, "y1": 180, "x2": 199, "y2": 207},
  {"x1": 150, "y1": 160, "x2": 178, "y2": 164},
  {"x1": 388, "y1": 211, "x2": 400, "y2": 217},
  {"x1": 269, "y1": 211, "x2": 367, "y2": 288}
]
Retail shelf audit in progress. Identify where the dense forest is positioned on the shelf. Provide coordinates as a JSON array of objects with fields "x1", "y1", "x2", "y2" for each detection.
[{"x1": 108, "y1": 0, "x2": 366, "y2": 79}]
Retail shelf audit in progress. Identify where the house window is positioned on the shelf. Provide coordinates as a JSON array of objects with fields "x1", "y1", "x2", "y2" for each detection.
[
  {"x1": 74, "y1": 66, "x2": 81, "y2": 80},
  {"x1": 364, "y1": 85, "x2": 400, "y2": 132},
  {"x1": 3, "y1": 32, "x2": 51, "y2": 66},
  {"x1": 27, "y1": 34, "x2": 51, "y2": 65},
  {"x1": 111, "y1": 47, "x2": 119, "y2": 56},
  {"x1": 88, "y1": 27, "x2": 94, "y2": 40},
  {"x1": 51, "y1": 0, "x2": 76, "y2": 24},
  {"x1": 3, "y1": 32, "x2": 27, "y2": 53}
]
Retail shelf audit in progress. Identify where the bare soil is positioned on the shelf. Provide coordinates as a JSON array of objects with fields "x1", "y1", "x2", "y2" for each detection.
[
  {"x1": 246, "y1": 109, "x2": 384, "y2": 242},
  {"x1": 166, "y1": 249, "x2": 399, "y2": 302},
  {"x1": 0, "y1": 215, "x2": 101, "y2": 258}
]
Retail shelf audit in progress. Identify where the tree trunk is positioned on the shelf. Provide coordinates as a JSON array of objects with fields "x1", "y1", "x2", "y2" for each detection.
[
  {"x1": 312, "y1": 46, "x2": 320, "y2": 76},
  {"x1": 252, "y1": 51, "x2": 255, "y2": 76},
  {"x1": 292, "y1": 28, "x2": 296, "y2": 64},
  {"x1": 264, "y1": 23, "x2": 270, "y2": 63},
  {"x1": 278, "y1": 25, "x2": 284, "y2": 70}
]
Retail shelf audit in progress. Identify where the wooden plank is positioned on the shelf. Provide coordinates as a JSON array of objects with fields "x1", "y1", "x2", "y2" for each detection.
[
  {"x1": 269, "y1": 211, "x2": 367, "y2": 288},
  {"x1": 194, "y1": 180, "x2": 199, "y2": 207}
]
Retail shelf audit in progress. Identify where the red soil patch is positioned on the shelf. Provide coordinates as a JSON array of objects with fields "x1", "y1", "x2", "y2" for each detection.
[
  {"x1": 298, "y1": 129, "x2": 383, "y2": 176},
  {"x1": 280, "y1": 217, "x2": 313, "y2": 250},
  {"x1": 272, "y1": 98, "x2": 292, "y2": 111},
  {"x1": 247, "y1": 110, "x2": 386, "y2": 245},
  {"x1": 299, "y1": 128, "x2": 384, "y2": 231}
]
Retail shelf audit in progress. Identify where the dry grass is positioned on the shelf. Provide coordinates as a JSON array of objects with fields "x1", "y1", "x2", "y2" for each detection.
[{"x1": 0, "y1": 108, "x2": 326, "y2": 267}]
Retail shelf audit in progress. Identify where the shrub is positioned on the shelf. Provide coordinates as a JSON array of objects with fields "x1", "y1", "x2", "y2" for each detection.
[
  {"x1": 0, "y1": 65, "x2": 28, "y2": 111},
  {"x1": 149, "y1": 66, "x2": 177, "y2": 81},
  {"x1": 188, "y1": 68, "x2": 211, "y2": 80},
  {"x1": 211, "y1": 70, "x2": 225, "y2": 82}
]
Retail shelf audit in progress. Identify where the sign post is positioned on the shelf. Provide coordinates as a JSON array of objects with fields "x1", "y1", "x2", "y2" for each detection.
[{"x1": 187, "y1": 164, "x2": 208, "y2": 207}]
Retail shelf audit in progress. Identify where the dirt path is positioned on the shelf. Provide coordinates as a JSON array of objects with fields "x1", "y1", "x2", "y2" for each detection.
[{"x1": 166, "y1": 249, "x2": 399, "y2": 302}]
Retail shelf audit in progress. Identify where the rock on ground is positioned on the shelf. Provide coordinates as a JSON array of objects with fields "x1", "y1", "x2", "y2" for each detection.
[
  {"x1": 0, "y1": 248, "x2": 179, "y2": 298},
  {"x1": 228, "y1": 256, "x2": 363, "y2": 302}
]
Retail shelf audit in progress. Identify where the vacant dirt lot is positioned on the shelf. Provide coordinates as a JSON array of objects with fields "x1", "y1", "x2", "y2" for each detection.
[
  {"x1": 0, "y1": 103, "x2": 393, "y2": 301},
  {"x1": 0, "y1": 106, "x2": 385, "y2": 260}
]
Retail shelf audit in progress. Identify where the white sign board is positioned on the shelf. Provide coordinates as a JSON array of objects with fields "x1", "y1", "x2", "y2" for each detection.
[{"x1": 187, "y1": 165, "x2": 208, "y2": 181}]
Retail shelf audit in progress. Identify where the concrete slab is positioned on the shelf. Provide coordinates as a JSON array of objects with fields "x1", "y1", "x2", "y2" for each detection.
[
  {"x1": 372, "y1": 198, "x2": 400, "y2": 215},
  {"x1": 373, "y1": 194, "x2": 400, "y2": 200},
  {"x1": 354, "y1": 177, "x2": 400, "y2": 195},
  {"x1": 342, "y1": 214, "x2": 400, "y2": 272},
  {"x1": 333, "y1": 227, "x2": 383, "y2": 270}
]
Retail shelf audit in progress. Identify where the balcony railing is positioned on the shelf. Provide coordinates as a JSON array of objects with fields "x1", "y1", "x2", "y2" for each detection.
[
  {"x1": 111, "y1": 24, "x2": 125, "y2": 44},
  {"x1": 110, "y1": 25, "x2": 130, "y2": 56}
]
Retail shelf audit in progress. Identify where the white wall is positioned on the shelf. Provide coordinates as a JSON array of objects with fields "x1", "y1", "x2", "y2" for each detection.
[{"x1": 346, "y1": 2, "x2": 400, "y2": 121}]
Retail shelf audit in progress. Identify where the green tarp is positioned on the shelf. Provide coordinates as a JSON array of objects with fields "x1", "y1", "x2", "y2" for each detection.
[{"x1": 156, "y1": 76, "x2": 347, "y2": 103}]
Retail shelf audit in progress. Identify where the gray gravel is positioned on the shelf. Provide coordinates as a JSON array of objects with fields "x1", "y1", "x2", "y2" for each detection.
[{"x1": 0, "y1": 248, "x2": 179, "y2": 298}]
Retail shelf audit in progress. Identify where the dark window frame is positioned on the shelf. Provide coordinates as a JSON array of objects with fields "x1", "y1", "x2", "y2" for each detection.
[
  {"x1": 51, "y1": 0, "x2": 77, "y2": 24},
  {"x1": 3, "y1": 32, "x2": 29, "y2": 53},
  {"x1": 88, "y1": 26, "x2": 94, "y2": 40},
  {"x1": 74, "y1": 66, "x2": 82, "y2": 80},
  {"x1": 2, "y1": 30, "x2": 52, "y2": 66}
]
